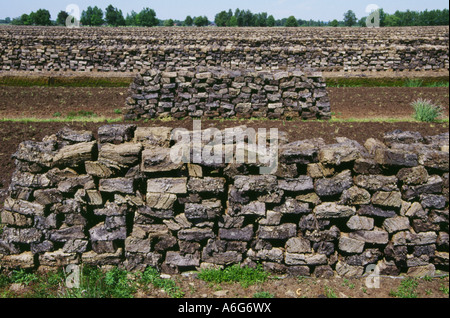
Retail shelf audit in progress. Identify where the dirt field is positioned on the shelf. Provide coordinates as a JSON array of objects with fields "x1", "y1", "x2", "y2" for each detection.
[{"x1": 0, "y1": 86, "x2": 448, "y2": 120}]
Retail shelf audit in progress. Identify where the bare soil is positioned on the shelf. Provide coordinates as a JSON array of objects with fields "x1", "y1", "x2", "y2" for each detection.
[
  {"x1": 328, "y1": 87, "x2": 449, "y2": 119},
  {"x1": 0, "y1": 86, "x2": 448, "y2": 120}
]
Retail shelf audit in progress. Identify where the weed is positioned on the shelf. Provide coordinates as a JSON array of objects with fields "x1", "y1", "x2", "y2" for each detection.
[
  {"x1": 0, "y1": 272, "x2": 10, "y2": 289},
  {"x1": 10, "y1": 269, "x2": 38, "y2": 286},
  {"x1": 324, "y1": 285, "x2": 337, "y2": 298},
  {"x1": 198, "y1": 264, "x2": 270, "y2": 288},
  {"x1": 114, "y1": 108, "x2": 123, "y2": 115},
  {"x1": 425, "y1": 82, "x2": 449, "y2": 88},
  {"x1": 104, "y1": 267, "x2": 137, "y2": 298},
  {"x1": 159, "y1": 116, "x2": 175, "y2": 122},
  {"x1": 66, "y1": 110, "x2": 98, "y2": 120},
  {"x1": 253, "y1": 291, "x2": 275, "y2": 298},
  {"x1": 389, "y1": 278, "x2": 419, "y2": 298},
  {"x1": 60, "y1": 265, "x2": 107, "y2": 298},
  {"x1": 52, "y1": 112, "x2": 62, "y2": 117},
  {"x1": 422, "y1": 275, "x2": 433, "y2": 282},
  {"x1": 411, "y1": 98, "x2": 444, "y2": 122},
  {"x1": 439, "y1": 283, "x2": 449, "y2": 295},
  {"x1": 342, "y1": 279, "x2": 355, "y2": 289},
  {"x1": 297, "y1": 276, "x2": 307, "y2": 284},
  {"x1": 0, "y1": 117, "x2": 122, "y2": 123},
  {"x1": 139, "y1": 267, "x2": 185, "y2": 298},
  {"x1": 403, "y1": 79, "x2": 424, "y2": 87},
  {"x1": 25, "y1": 270, "x2": 65, "y2": 298}
]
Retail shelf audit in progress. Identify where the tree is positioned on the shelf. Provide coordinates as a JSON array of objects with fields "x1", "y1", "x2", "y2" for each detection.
[
  {"x1": 330, "y1": 19, "x2": 339, "y2": 27},
  {"x1": 285, "y1": 16, "x2": 298, "y2": 27},
  {"x1": 358, "y1": 17, "x2": 366, "y2": 27},
  {"x1": 138, "y1": 8, "x2": 158, "y2": 27},
  {"x1": 241, "y1": 10, "x2": 254, "y2": 26},
  {"x1": 105, "y1": 5, "x2": 125, "y2": 26},
  {"x1": 267, "y1": 15, "x2": 275, "y2": 27},
  {"x1": 11, "y1": 14, "x2": 30, "y2": 25},
  {"x1": 30, "y1": 9, "x2": 51, "y2": 26},
  {"x1": 91, "y1": 7, "x2": 104, "y2": 26},
  {"x1": 215, "y1": 10, "x2": 230, "y2": 27},
  {"x1": 164, "y1": 19, "x2": 174, "y2": 27},
  {"x1": 81, "y1": 6, "x2": 104, "y2": 26},
  {"x1": 384, "y1": 14, "x2": 401, "y2": 27},
  {"x1": 126, "y1": 11, "x2": 138, "y2": 26},
  {"x1": 343, "y1": 10, "x2": 357, "y2": 27},
  {"x1": 184, "y1": 15, "x2": 193, "y2": 26},
  {"x1": 194, "y1": 16, "x2": 208, "y2": 27},
  {"x1": 227, "y1": 16, "x2": 238, "y2": 27},
  {"x1": 255, "y1": 12, "x2": 268, "y2": 27},
  {"x1": 56, "y1": 10, "x2": 69, "y2": 26},
  {"x1": 378, "y1": 8, "x2": 388, "y2": 27},
  {"x1": 235, "y1": 8, "x2": 243, "y2": 26}
]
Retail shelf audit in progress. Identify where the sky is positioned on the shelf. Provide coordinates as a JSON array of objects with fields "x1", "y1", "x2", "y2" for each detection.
[{"x1": 1, "y1": 0, "x2": 449, "y2": 21}]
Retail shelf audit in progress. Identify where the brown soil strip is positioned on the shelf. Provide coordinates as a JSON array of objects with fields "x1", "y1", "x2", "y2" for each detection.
[{"x1": 0, "y1": 86, "x2": 448, "y2": 120}]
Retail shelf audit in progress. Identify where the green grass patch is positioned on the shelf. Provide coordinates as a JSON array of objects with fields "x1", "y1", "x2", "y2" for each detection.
[
  {"x1": 59, "y1": 265, "x2": 136, "y2": 298},
  {"x1": 326, "y1": 77, "x2": 449, "y2": 88},
  {"x1": 0, "y1": 75, "x2": 132, "y2": 87},
  {"x1": 66, "y1": 110, "x2": 98, "y2": 120},
  {"x1": 439, "y1": 283, "x2": 449, "y2": 296},
  {"x1": 425, "y1": 82, "x2": 449, "y2": 88},
  {"x1": 10, "y1": 269, "x2": 39, "y2": 286},
  {"x1": 329, "y1": 117, "x2": 449, "y2": 124},
  {"x1": 198, "y1": 264, "x2": 270, "y2": 288},
  {"x1": 138, "y1": 267, "x2": 185, "y2": 298},
  {"x1": 403, "y1": 79, "x2": 424, "y2": 87},
  {"x1": 411, "y1": 98, "x2": 444, "y2": 122},
  {"x1": 253, "y1": 291, "x2": 275, "y2": 298},
  {"x1": 389, "y1": 278, "x2": 419, "y2": 298},
  {"x1": 324, "y1": 285, "x2": 338, "y2": 298},
  {"x1": 0, "y1": 117, "x2": 122, "y2": 123}
]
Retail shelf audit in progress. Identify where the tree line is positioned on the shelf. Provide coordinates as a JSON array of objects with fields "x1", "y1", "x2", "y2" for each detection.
[{"x1": 3, "y1": 5, "x2": 448, "y2": 27}]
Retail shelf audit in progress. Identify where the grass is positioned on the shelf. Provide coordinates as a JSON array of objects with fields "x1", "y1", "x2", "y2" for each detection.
[
  {"x1": 0, "y1": 117, "x2": 122, "y2": 123},
  {"x1": 197, "y1": 264, "x2": 271, "y2": 288},
  {"x1": 439, "y1": 283, "x2": 449, "y2": 296},
  {"x1": 66, "y1": 110, "x2": 98, "y2": 120},
  {"x1": 1, "y1": 115, "x2": 448, "y2": 125},
  {"x1": 0, "y1": 265, "x2": 185, "y2": 299},
  {"x1": 253, "y1": 291, "x2": 275, "y2": 298},
  {"x1": 342, "y1": 279, "x2": 355, "y2": 290},
  {"x1": 326, "y1": 77, "x2": 449, "y2": 88},
  {"x1": 138, "y1": 267, "x2": 185, "y2": 298},
  {"x1": 411, "y1": 98, "x2": 444, "y2": 122},
  {"x1": 10, "y1": 270, "x2": 39, "y2": 286},
  {"x1": 2, "y1": 74, "x2": 447, "y2": 88},
  {"x1": 389, "y1": 278, "x2": 419, "y2": 298},
  {"x1": 403, "y1": 79, "x2": 424, "y2": 87},
  {"x1": 0, "y1": 75, "x2": 132, "y2": 87},
  {"x1": 324, "y1": 285, "x2": 338, "y2": 298},
  {"x1": 424, "y1": 81, "x2": 449, "y2": 88}
]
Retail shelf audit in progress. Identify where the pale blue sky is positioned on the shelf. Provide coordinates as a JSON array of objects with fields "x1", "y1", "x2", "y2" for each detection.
[{"x1": 1, "y1": 0, "x2": 449, "y2": 21}]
